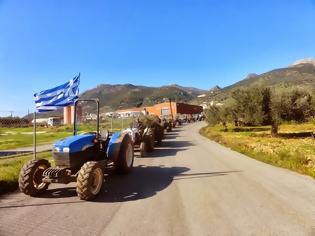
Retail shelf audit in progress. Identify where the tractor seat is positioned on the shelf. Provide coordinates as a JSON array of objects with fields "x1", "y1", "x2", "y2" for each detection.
[{"x1": 99, "y1": 130, "x2": 109, "y2": 141}]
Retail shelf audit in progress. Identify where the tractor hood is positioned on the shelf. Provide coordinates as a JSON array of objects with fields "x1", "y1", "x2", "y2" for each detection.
[{"x1": 53, "y1": 134, "x2": 96, "y2": 153}]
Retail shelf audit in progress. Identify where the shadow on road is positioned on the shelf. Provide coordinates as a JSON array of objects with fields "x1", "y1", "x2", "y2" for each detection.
[
  {"x1": 33, "y1": 165, "x2": 190, "y2": 202},
  {"x1": 0, "y1": 169, "x2": 242, "y2": 208},
  {"x1": 96, "y1": 165, "x2": 190, "y2": 202},
  {"x1": 0, "y1": 198, "x2": 83, "y2": 209},
  {"x1": 174, "y1": 171, "x2": 242, "y2": 180},
  {"x1": 160, "y1": 140, "x2": 194, "y2": 148},
  {"x1": 33, "y1": 169, "x2": 240, "y2": 202},
  {"x1": 96, "y1": 169, "x2": 242, "y2": 203},
  {"x1": 141, "y1": 148, "x2": 189, "y2": 158},
  {"x1": 137, "y1": 140, "x2": 194, "y2": 158},
  {"x1": 0, "y1": 124, "x2": 234, "y2": 208}
]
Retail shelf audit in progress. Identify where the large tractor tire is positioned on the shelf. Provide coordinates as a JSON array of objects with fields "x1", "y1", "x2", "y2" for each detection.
[
  {"x1": 115, "y1": 134, "x2": 134, "y2": 174},
  {"x1": 76, "y1": 161, "x2": 104, "y2": 201},
  {"x1": 167, "y1": 123, "x2": 172, "y2": 132},
  {"x1": 139, "y1": 141, "x2": 146, "y2": 157},
  {"x1": 156, "y1": 138, "x2": 162, "y2": 146},
  {"x1": 19, "y1": 159, "x2": 51, "y2": 196},
  {"x1": 144, "y1": 135, "x2": 154, "y2": 152},
  {"x1": 154, "y1": 126, "x2": 163, "y2": 146}
]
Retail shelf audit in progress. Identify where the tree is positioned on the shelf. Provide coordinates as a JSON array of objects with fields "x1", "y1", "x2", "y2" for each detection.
[
  {"x1": 230, "y1": 86, "x2": 264, "y2": 126},
  {"x1": 269, "y1": 87, "x2": 314, "y2": 136},
  {"x1": 261, "y1": 88, "x2": 272, "y2": 125},
  {"x1": 206, "y1": 106, "x2": 222, "y2": 126},
  {"x1": 206, "y1": 86, "x2": 315, "y2": 136},
  {"x1": 205, "y1": 105, "x2": 230, "y2": 131},
  {"x1": 270, "y1": 91, "x2": 282, "y2": 136}
]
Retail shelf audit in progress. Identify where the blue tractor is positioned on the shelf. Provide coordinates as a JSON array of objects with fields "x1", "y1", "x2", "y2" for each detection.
[{"x1": 18, "y1": 99, "x2": 134, "y2": 200}]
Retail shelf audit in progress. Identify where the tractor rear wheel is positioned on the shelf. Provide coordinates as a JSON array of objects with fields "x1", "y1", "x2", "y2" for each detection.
[
  {"x1": 115, "y1": 135, "x2": 134, "y2": 174},
  {"x1": 76, "y1": 161, "x2": 104, "y2": 201},
  {"x1": 155, "y1": 127, "x2": 163, "y2": 146},
  {"x1": 19, "y1": 159, "x2": 51, "y2": 196},
  {"x1": 139, "y1": 141, "x2": 146, "y2": 157},
  {"x1": 167, "y1": 124, "x2": 172, "y2": 132},
  {"x1": 145, "y1": 135, "x2": 154, "y2": 152},
  {"x1": 156, "y1": 137, "x2": 162, "y2": 147}
]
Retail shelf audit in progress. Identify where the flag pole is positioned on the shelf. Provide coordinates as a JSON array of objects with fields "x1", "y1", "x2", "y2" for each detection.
[
  {"x1": 111, "y1": 117, "x2": 113, "y2": 132},
  {"x1": 33, "y1": 111, "x2": 37, "y2": 160}
]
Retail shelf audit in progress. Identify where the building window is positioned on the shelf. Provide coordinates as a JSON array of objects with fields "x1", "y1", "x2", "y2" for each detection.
[{"x1": 161, "y1": 108, "x2": 170, "y2": 116}]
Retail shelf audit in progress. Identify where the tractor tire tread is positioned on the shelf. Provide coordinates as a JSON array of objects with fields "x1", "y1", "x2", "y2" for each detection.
[
  {"x1": 76, "y1": 161, "x2": 103, "y2": 201},
  {"x1": 18, "y1": 159, "x2": 50, "y2": 196}
]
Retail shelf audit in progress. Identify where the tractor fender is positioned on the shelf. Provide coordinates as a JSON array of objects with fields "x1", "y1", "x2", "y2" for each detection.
[
  {"x1": 123, "y1": 128, "x2": 136, "y2": 144},
  {"x1": 107, "y1": 132, "x2": 132, "y2": 161}
]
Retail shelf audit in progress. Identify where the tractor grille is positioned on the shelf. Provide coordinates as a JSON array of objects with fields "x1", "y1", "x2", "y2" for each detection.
[{"x1": 53, "y1": 152, "x2": 70, "y2": 168}]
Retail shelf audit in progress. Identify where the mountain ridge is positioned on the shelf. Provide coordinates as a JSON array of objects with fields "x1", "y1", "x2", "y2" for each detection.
[
  {"x1": 80, "y1": 83, "x2": 206, "y2": 111},
  {"x1": 207, "y1": 58, "x2": 315, "y2": 102}
]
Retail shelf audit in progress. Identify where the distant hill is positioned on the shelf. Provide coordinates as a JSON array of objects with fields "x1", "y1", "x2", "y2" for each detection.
[
  {"x1": 22, "y1": 84, "x2": 205, "y2": 118},
  {"x1": 80, "y1": 84, "x2": 206, "y2": 112},
  {"x1": 207, "y1": 58, "x2": 315, "y2": 102},
  {"x1": 25, "y1": 58, "x2": 315, "y2": 117},
  {"x1": 209, "y1": 85, "x2": 221, "y2": 93},
  {"x1": 168, "y1": 84, "x2": 207, "y2": 95}
]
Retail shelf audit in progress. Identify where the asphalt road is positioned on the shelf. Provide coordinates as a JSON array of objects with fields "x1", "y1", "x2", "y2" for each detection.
[
  {"x1": 0, "y1": 144, "x2": 52, "y2": 157},
  {"x1": 1, "y1": 122, "x2": 315, "y2": 236}
]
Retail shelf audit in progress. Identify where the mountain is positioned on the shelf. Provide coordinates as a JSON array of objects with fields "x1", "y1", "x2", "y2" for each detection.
[
  {"x1": 26, "y1": 58, "x2": 315, "y2": 117},
  {"x1": 168, "y1": 84, "x2": 207, "y2": 95},
  {"x1": 80, "y1": 84, "x2": 205, "y2": 111},
  {"x1": 22, "y1": 84, "x2": 205, "y2": 118},
  {"x1": 208, "y1": 58, "x2": 315, "y2": 102},
  {"x1": 291, "y1": 58, "x2": 315, "y2": 67},
  {"x1": 209, "y1": 85, "x2": 221, "y2": 93}
]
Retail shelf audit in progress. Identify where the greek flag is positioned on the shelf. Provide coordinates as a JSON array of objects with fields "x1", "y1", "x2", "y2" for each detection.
[{"x1": 34, "y1": 74, "x2": 80, "y2": 112}]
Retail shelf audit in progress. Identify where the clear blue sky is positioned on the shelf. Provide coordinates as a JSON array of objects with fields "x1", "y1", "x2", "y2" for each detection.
[{"x1": 0, "y1": 0, "x2": 315, "y2": 116}]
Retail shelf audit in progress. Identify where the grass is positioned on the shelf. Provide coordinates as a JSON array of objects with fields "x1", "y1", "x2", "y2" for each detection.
[
  {"x1": 0, "y1": 127, "x2": 72, "y2": 150},
  {"x1": 0, "y1": 118, "x2": 134, "y2": 150},
  {"x1": 0, "y1": 152, "x2": 53, "y2": 195},
  {"x1": 200, "y1": 123, "x2": 315, "y2": 178}
]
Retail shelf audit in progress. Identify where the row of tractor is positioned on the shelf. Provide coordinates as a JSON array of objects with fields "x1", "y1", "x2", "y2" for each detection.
[{"x1": 18, "y1": 99, "x2": 180, "y2": 201}]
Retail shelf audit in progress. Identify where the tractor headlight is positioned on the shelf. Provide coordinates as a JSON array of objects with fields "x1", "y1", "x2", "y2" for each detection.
[
  {"x1": 53, "y1": 147, "x2": 60, "y2": 152},
  {"x1": 63, "y1": 147, "x2": 70, "y2": 153}
]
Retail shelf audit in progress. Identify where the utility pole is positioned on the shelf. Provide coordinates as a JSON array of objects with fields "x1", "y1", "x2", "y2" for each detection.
[{"x1": 169, "y1": 98, "x2": 174, "y2": 120}]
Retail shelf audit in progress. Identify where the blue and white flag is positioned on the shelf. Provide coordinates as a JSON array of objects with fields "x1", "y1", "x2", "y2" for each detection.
[{"x1": 34, "y1": 74, "x2": 80, "y2": 112}]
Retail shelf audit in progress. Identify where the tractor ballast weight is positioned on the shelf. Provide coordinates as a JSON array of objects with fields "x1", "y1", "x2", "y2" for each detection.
[{"x1": 19, "y1": 99, "x2": 134, "y2": 201}]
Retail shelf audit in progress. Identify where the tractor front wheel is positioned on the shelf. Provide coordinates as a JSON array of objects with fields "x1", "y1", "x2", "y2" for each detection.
[
  {"x1": 19, "y1": 159, "x2": 51, "y2": 196},
  {"x1": 76, "y1": 161, "x2": 104, "y2": 201}
]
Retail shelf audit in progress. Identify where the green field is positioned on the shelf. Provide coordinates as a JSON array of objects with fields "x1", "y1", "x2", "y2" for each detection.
[
  {"x1": 200, "y1": 123, "x2": 315, "y2": 178},
  {"x1": 0, "y1": 118, "x2": 134, "y2": 150},
  {"x1": 0, "y1": 152, "x2": 53, "y2": 195}
]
